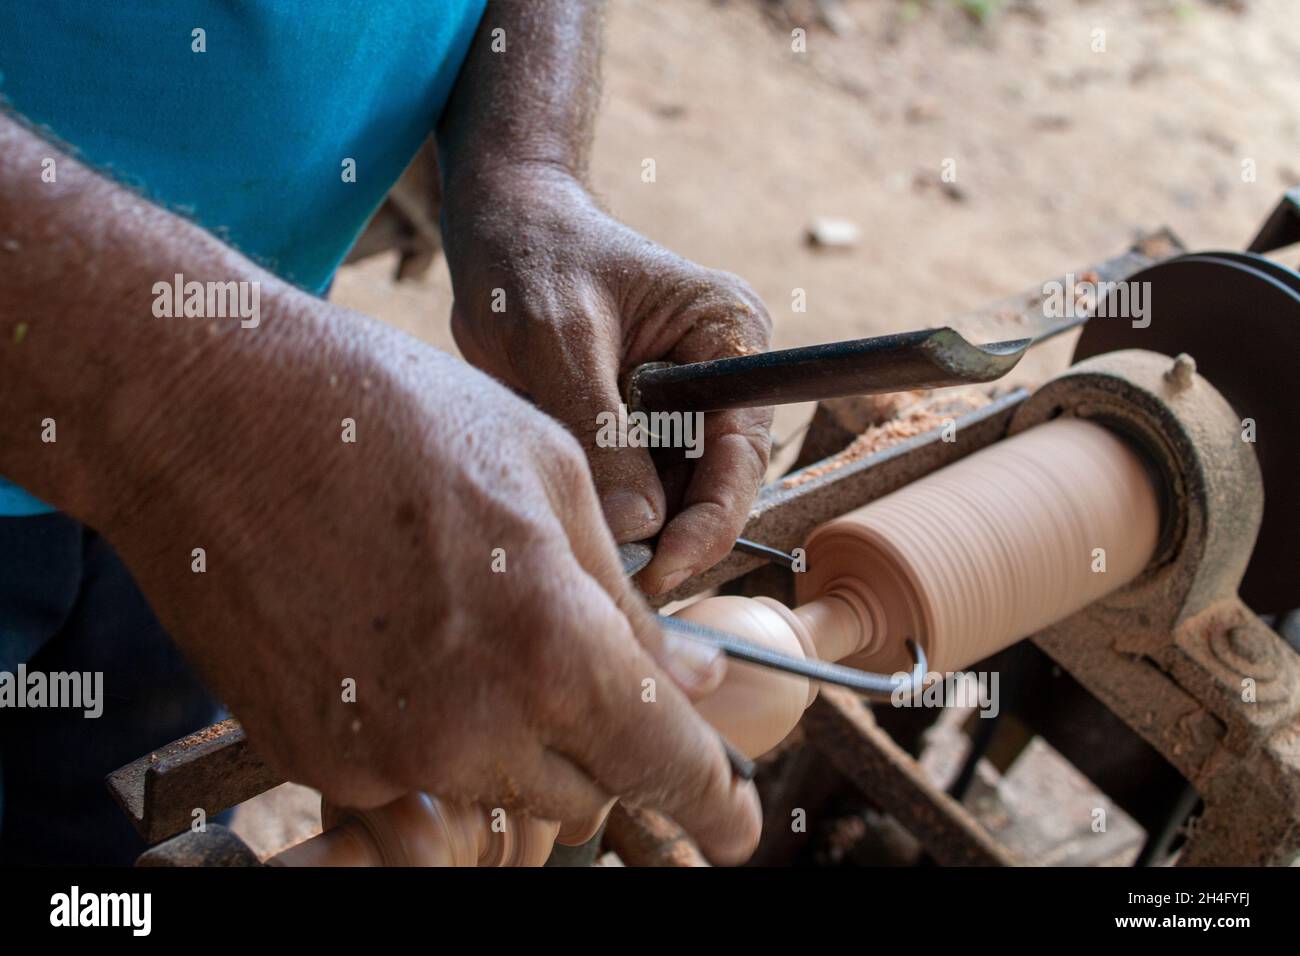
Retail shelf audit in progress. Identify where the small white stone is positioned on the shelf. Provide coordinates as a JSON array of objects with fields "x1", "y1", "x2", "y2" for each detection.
[{"x1": 805, "y1": 218, "x2": 862, "y2": 249}]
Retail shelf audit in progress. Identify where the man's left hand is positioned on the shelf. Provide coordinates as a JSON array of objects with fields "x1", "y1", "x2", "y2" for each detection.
[{"x1": 443, "y1": 166, "x2": 774, "y2": 595}]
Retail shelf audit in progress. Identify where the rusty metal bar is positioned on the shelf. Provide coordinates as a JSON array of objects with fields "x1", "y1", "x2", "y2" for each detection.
[
  {"x1": 106, "y1": 718, "x2": 282, "y2": 844},
  {"x1": 803, "y1": 686, "x2": 1018, "y2": 866},
  {"x1": 602, "y1": 804, "x2": 709, "y2": 867}
]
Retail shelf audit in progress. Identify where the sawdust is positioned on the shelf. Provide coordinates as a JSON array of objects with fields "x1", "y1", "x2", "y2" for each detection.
[
  {"x1": 184, "y1": 721, "x2": 234, "y2": 746},
  {"x1": 698, "y1": 312, "x2": 763, "y2": 358},
  {"x1": 1074, "y1": 270, "x2": 1101, "y2": 310},
  {"x1": 843, "y1": 389, "x2": 929, "y2": 429},
  {"x1": 783, "y1": 390, "x2": 992, "y2": 488},
  {"x1": 1134, "y1": 233, "x2": 1180, "y2": 261}
]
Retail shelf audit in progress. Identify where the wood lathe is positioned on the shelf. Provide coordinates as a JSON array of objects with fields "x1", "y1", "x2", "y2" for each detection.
[
  {"x1": 265, "y1": 412, "x2": 1161, "y2": 866},
  {"x1": 108, "y1": 202, "x2": 1300, "y2": 867}
]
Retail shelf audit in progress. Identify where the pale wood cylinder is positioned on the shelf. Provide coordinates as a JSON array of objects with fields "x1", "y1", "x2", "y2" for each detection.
[
  {"x1": 797, "y1": 417, "x2": 1160, "y2": 673},
  {"x1": 674, "y1": 595, "x2": 818, "y2": 758}
]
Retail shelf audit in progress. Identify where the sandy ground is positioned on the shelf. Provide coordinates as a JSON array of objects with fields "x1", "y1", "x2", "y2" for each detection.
[
  {"x1": 236, "y1": 0, "x2": 1300, "y2": 863},
  {"x1": 333, "y1": 0, "x2": 1300, "y2": 449}
]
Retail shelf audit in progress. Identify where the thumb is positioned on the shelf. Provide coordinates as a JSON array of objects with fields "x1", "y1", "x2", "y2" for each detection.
[{"x1": 528, "y1": 342, "x2": 667, "y2": 543}]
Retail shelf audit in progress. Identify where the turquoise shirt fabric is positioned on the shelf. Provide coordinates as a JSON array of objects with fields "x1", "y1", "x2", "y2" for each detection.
[{"x1": 0, "y1": 0, "x2": 485, "y2": 516}]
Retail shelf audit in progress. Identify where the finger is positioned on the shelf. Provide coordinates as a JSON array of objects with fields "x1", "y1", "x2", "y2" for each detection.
[
  {"x1": 609, "y1": 579, "x2": 728, "y2": 703},
  {"x1": 526, "y1": 319, "x2": 667, "y2": 545},
  {"x1": 554, "y1": 457, "x2": 726, "y2": 701},
  {"x1": 535, "y1": 443, "x2": 757, "y2": 860},
  {"x1": 493, "y1": 743, "x2": 616, "y2": 832},
  {"x1": 554, "y1": 789, "x2": 617, "y2": 847},
  {"x1": 639, "y1": 403, "x2": 773, "y2": 594},
  {"x1": 630, "y1": 272, "x2": 773, "y2": 593},
  {"x1": 548, "y1": 580, "x2": 762, "y2": 864},
  {"x1": 276, "y1": 755, "x2": 409, "y2": 813},
  {"x1": 401, "y1": 707, "x2": 614, "y2": 844}
]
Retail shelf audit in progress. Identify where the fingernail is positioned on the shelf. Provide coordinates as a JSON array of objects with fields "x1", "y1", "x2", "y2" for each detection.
[
  {"x1": 662, "y1": 631, "x2": 724, "y2": 692},
  {"x1": 557, "y1": 798, "x2": 617, "y2": 846},
  {"x1": 655, "y1": 567, "x2": 692, "y2": 595},
  {"x1": 601, "y1": 490, "x2": 659, "y2": 542}
]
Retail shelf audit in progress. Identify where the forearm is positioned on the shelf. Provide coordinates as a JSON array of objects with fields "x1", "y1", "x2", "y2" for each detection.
[
  {"x1": 0, "y1": 114, "x2": 338, "y2": 528},
  {"x1": 436, "y1": 0, "x2": 605, "y2": 196}
]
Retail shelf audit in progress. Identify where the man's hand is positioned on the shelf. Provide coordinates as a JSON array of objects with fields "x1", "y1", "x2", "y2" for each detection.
[
  {"x1": 442, "y1": 166, "x2": 774, "y2": 595},
  {"x1": 111, "y1": 309, "x2": 760, "y2": 862},
  {"x1": 0, "y1": 114, "x2": 760, "y2": 864},
  {"x1": 437, "y1": 2, "x2": 776, "y2": 596}
]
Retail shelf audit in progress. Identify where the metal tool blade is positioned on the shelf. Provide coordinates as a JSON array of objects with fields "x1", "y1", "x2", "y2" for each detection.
[
  {"x1": 659, "y1": 614, "x2": 926, "y2": 698},
  {"x1": 627, "y1": 327, "x2": 1030, "y2": 414}
]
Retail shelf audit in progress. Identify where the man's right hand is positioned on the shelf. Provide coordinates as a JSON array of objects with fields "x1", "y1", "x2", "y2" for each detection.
[
  {"x1": 108, "y1": 304, "x2": 761, "y2": 863},
  {"x1": 0, "y1": 116, "x2": 760, "y2": 864}
]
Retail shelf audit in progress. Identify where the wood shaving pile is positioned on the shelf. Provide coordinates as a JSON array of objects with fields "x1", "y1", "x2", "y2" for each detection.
[{"x1": 783, "y1": 390, "x2": 992, "y2": 488}]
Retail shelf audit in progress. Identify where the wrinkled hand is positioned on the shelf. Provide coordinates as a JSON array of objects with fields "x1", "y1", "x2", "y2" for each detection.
[
  {"x1": 443, "y1": 167, "x2": 774, "y2": 594},
  {"x1": 99, "y1": 300, "x2": 759, "y2": 863}
]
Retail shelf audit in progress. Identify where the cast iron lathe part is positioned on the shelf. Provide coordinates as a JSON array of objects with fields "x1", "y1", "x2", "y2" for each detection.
[
  {"x1": 1246, "y1": 185, "x2": 1300, "y2": 253},
  {"x1": 624, "y1": 326, "x2": 1031, "y2": 414},
  {"x1": 1074, "y1": 249, "x2": 1300, "y2": 614}
]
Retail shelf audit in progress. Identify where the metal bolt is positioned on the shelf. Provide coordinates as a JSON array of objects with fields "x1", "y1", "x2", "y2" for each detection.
[
  {"x1": 1226, "y1": 624, "x2": 1266, "y2": 664},
  {"x1": 1165, "y1": 353, "x2": 1196, "y2": 390}
]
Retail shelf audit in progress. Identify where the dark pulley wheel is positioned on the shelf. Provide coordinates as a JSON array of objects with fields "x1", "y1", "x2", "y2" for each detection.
[{"x1": 1074, "y1": 252, "x2": 1300, "y2": 614}]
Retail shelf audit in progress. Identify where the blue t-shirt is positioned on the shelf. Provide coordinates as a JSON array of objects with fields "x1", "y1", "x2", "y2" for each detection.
[{"x1": 0, "y1": 0, "x2": 485, "y2": 515}]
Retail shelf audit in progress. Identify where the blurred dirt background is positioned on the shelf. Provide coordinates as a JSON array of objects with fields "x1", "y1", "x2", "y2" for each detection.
[
  {"x1": 236, "y1": 0, "x2": 1300, "y2": 863},
  {"x1": 335, "y1": 0, "x2": 1300, "y2": 452}
]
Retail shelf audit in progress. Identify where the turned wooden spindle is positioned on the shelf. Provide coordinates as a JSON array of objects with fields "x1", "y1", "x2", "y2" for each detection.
[
  {"x1": 672, "y1": 594, "x2": 859, "y2": 757},
  {"x1": 796, "y1": 416, "x2": 1161, "y2": 673},
  {"x1": 272, "y1": 416, "x2": 1160, "y2": 867}
]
